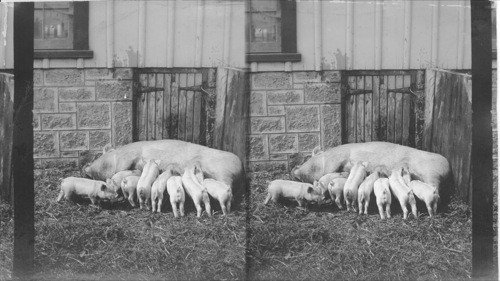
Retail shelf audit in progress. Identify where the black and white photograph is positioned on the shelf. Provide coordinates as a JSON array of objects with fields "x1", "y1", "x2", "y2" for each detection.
[{"x1": 0, "y1": 0, "x2": 496, "y2": 280}]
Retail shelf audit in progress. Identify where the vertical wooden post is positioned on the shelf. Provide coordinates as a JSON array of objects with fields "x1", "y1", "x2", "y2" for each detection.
[
  {"x1": 12, "y1": 2, "x2": 34, "y2": 278},
  {"x1": 471, "y1": 0, "x2": 494, "y2": 279}
]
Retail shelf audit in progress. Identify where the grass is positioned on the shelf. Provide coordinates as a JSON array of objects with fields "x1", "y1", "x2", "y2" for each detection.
[
  {"x1": 246, "y1": 169, "x2": 476, "y2": 280},
  {"x1": 0, "y1": 165, "x2": 495, "y2": 280},
  {"x1": 1, "y1": 167, "x2": 246, "y2": 280}
]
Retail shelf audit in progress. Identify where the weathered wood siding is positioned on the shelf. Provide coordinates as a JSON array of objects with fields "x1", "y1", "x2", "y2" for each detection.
[
  {"x1": 250, "y1": 0, "x2": 471, "y2": 72},
  {"x1": 423, "y1": 69, "x2": 472, "y2": 202},
  {"x1": 214, "y1": 68, "x2": 249, "y2": 168},
  {"x1": 0, "y1": 1, "x2": 245, "y2": 69},
  {"x1": 0, "y1": 73, "x2": 14, "y2": 203}
]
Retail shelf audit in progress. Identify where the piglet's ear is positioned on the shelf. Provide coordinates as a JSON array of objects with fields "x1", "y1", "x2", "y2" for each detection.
[
  {"x1": 307, "y1": 186, "x2": 314, "y2": 193},
  {"x1": 155, "y1": 159, "x2": 161, "y2": 166},
  {"x1": 101, "y1": 184, "x2": 107, "y2": 191}
]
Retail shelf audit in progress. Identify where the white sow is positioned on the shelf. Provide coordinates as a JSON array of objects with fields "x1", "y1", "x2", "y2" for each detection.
[
  {"x1": 373, "y1": 177, "x2": 392, "y2": 219},
  {"x1": 167, "y1": 176, "x2": 185, "y2": 218},
  {"x1": 203, "y1": 178, "x2": 233, "y2": 216},
  {"x1": 121, "y1": 175, "x2": 140, "y2": 207},
  {"x1": 137, "y1": 159, "x2": 161, "y2": 210},
  {"x1": 343, "y1": 161, "x2": 368, "y2": 212},
  {"x1": 57, "y1": 177, "x2": 116, "y2": 205},
  {"x1": 327, "y1": 177, "x2": 347, "y2": 210},
  {"x1": 358, "y1": 171, "x2": 380, "y2": 215},
  {"x1": 388, "y1": 167, "x2": 417, "y2": 219},
  {"x1": 263, "y1": 180, "x2": 324, "y2": 208},
  {"x1": 182, "y1": 164, "x2": 212, "y2": 217},
  {"x1": 409, "y1": 180, "x2": 440, "y2": 217}
]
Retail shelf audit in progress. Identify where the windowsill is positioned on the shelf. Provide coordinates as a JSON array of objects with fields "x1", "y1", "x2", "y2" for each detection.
[
  {"x1": 246, "y1": 52, "x2": 302, "y2": 63},
  {"x1": 34, "y1": 49, "x2": 94, "y2": 59}
]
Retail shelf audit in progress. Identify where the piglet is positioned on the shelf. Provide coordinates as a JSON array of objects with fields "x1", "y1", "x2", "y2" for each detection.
[
  {"x1": 263, "y1": 180, "x2": 325, "y2": 208},
  {"x1": 56, "y1": 177, "x2": 116, "y2": 205},
  {"x1": 409, "y1": 180, "x2": 440, "y2": 217},
  {"x1": 137, "y1": 159, "x2": 161, "y2": 210},
  {"x1": 203, "y1": 178, "x2": 233, "y2": 216},
  {"x1": 313, "y1": 172, "x2": 349, "y2": 197},
  {"x1": 121, "y1": 175, "x2": 140, "y2": 207},
  {"x1": 343, "y1": 161, "x2": 368, "y2": 212},
  {"x1": 106, "y1": 169, "x2": 141, "y2": 196},
  {"x1": 327, "y1": 177, "x2": 347, "y2": 210},
  {"x1": 167, "y1": 176, "x2": 185, "y2": 218},
  {"x1": 151, "y1": 169, "x2": 174, "y2": 213},
  {"x1": 388, "y1": 167, "x2": 417, "y2": 219},
  {"x1": 357, "y1": 170, "x2": 380, "y2": 215},
  {"x1": 182, "y1": 164, "x2": 212, "y2": 217},
  {"x1": 373, "y1": 177, "x2": 392, "y2": 219}
]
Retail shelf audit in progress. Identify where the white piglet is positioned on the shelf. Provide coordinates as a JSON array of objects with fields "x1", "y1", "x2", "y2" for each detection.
[
  {"x1": 121, "y1": 175, "x2": 140, "y2": 207},
  {"x1": 106, "y1": 169, "x2": 141, "y2": 196},
  {"x1": 358, "y1": 171, "x2": 380, "y2": 215},
  {"x1": 137, "y1": 159, "x2": 161, "y2": 210},
  {"x1": 313, "y1": 172, "x2": 349, "y2": 197},
  {"x1": 388, "y1": 167, "x2": 417, "y2": 219},
  {"x1": 343, "y1": 161, "x2": 368, "y2": 212},
  {"x1": 151, "y1": 170, "x2": 174, "y2": 213},
  {"x1": 409, "y1": 180, "x2": 440, "y2": 217},
  {"x1": 203, "y1": 178, "x2": 233, "y2": 216},
  {"x1": 57, "y1": 177, "x2": 116, "y2": 205},
  {"x1": 373, "y1": 177, "x2": 392, "y2": 219},
  {"x1": 327, "y1": 177, "x2": 347, "y2": 210},
  {"x1": 182, "y1": 164, "x2": 212, "y2": 217},
  {"x1": 167, "y1": 176, "x2": 185, "y2": 218},
  {"x1": 263, "y1": 180, "x2": 325, "y2": 208}
]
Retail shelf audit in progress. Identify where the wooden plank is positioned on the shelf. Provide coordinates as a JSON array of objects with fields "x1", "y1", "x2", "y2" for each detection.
[
  {"x1": 372, "y1": 76, "x2": 380, "y2": 141},
  {"x1": 178, "y1": 73, "x2": 187, "y2": 141},
  {"x1": 163, "y1": 74, "x2": 172, "y2": 139},
  {"x1": 409, "y1": 74, "x2": 417, "y2": 148},
  {"x1": 347, "y1": 76, "x2": 357, "y2": 143},
  {"x1": 148, "y1": 73, "x2": 156, "y2": 140},
  {"x1": 356, "y1": 76, "x2": 364, "y2": 142},
  {"x1": 387, "y1": 76, "x2": 396, "y2": 143},
  {"x1": 214, "y1": 68, "x2": 228, "y2": 149},
  {"x1": 155, "y1": 73, "x2": 164, "y2": 140},
  {"x1": 395, "y1": 76, "x2": 404, "y2": 144},
  {"x1": 379, "y1": 76, "x2": 388, "y2": 141},
  {"x1": 170, "y1": 74, "x2": 179, "y2": 140},
  {"x1": 192, "y1": 73, "x2": 203, "y2": 144},
  {"x1": 223, "y1": 70, "x2": 237, "y2": 151},
  {"x1": 185, "y1": 73, "x2": 195, "y2": 142},
  {"x1": 431, "y1": 71, "x2": 444, "y2": 152},
  {"x1": 364, "y1": 76, "x2": 372, "y2": 142},
  {"x1": 402, "y1": 75, "x2": 411, "y2": 146},
  {"x1": 423, "y1": 69, "x2": 436, "y2": 151},
  {"x1": 138, "y1": 74, "x2": 148, "y2": 141}
]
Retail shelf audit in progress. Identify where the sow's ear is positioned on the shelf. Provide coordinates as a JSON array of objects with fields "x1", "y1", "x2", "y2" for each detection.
[
  {"x1": 311, "y1": 146, "x2": 323, "y2": 157},
  {"x1": 307, "y1": 186, "x2": 314, "y2": 193},
  {"x1": 100, "y1": 184, "x2": 107, "y2": 191},
  {"x1": 102, "y1": 143, "x2": 115, "y2": 154}
]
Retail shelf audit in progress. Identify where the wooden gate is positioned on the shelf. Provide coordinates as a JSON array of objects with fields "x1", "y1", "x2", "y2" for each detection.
[
  {"x1": 423, "y1": 69, "x2": 472, "y2": 202},
  {"x1": 134, "y1": 69, "x2": 210, "y2": 145},
  {"x1": 342, "y1": 71, "x2": 421, "y2": 147},
  {"x1": 0, "y1": 73, "x2": 14, "y2": 203}
]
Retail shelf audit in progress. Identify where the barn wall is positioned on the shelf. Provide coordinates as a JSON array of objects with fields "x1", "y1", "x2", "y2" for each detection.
[
  {"x1": 249, "y1": 0, "x2": 471, "y2": 72},
  {"x1": 247, "y1": 71, "x2": 342, "y2": 172},
  {"x1": 0, "y1": 1, "x2": 245, "y2": 70},
  {"x1": 32, "y1": 68, "x2": 135, "y2": 169}
]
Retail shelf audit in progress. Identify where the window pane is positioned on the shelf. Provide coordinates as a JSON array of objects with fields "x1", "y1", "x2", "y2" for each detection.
[
  {"x1": 250, "y1": 0, "x2": 278, "y2": 12},
  {"x1": 34, "y1": 2, "x2": 74, "y2": 50},
  {"x1": 251, "y1": 13, "x2": 279, "y2": 43}
]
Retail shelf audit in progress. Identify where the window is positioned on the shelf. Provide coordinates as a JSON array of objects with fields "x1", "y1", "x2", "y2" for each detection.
[
  {"x1": 493, "y1": 2, "x2": 496, "y2": 59},
  {"x1": 246, "y1": 0, "x2": 301, "y2": 62},
  {"x1": 33, "y1": 2, "x2": 92, "y2": 59}
]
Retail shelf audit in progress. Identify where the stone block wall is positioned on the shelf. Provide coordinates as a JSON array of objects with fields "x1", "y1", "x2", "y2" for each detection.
[
  {"x1": 248, "y1": 71, "x2": 342, "y2": 175},
  {"x1": 33, "y1": 68, "x2": 134, "y2": 169}
]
